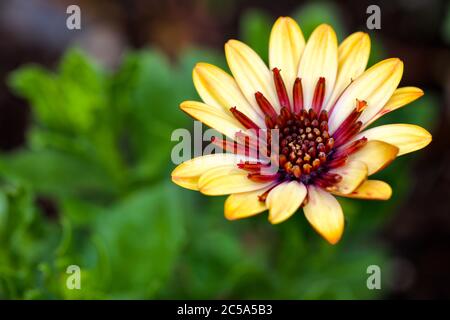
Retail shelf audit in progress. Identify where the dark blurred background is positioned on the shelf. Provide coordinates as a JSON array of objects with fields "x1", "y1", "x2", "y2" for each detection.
[{"x1": 0, "y1": 0, "x2": 449, "y2": 299}]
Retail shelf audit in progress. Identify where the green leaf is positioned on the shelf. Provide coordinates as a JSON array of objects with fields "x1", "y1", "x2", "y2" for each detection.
[
  {"x1": 111, "y1": 51, "x2": 186, "y2": 181},
  {"x1": 8, "y1": 49, "x2": 107, "y2": 132},
  {"x1": 0, "y1": 183, "x2": 61, "y2": 299},
  {"x1": 0, "y1": 150, "x2": 117, "y2": 199},
  {"x1": 86, "y1": 182, "x2": 186, "y2": 298}
]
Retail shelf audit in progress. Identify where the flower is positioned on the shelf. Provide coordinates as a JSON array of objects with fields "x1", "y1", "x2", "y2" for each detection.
[{"x1": 171, "y1": 17, "x2": 432, "y2": 244}]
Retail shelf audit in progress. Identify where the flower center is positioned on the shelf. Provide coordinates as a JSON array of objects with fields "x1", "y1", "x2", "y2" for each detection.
[{"x1": 275, "y1": 108, "x2": 333, "y2": 184}]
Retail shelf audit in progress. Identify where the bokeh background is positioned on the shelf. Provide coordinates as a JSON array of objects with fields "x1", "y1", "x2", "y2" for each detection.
[{"x1": 0, "y1": 0, "x2": 449, "y2": 299}]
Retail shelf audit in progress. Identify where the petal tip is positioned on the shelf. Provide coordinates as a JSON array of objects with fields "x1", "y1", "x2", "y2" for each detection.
[
  {"x1": 395, "y1": 58, "x2": 404, "y2": 69},
  {"x1": 198, "y1": 184, "x2": 212, "y2": 195},
  {"x1": 406, "y1": 87, "x2": 425, "y2": 100},
  {"x1": 170, "y1": 167, "x2": 179, "y2": 178},
  {"x1": 326, "y1": 234, "x2": 343, "y2": 245},
  {"x1": 275, "y1": 16, "x2": 297, "y2": 25},
  {"x1": 272, "y1": 16, "x2": 302, "y2": 36},
  {"x1": 275, "y1": 16, "x2": 288, "y2": 22},
  {"x1": 416, "y1": 125, "x2": 433, "y2": 143},
  {"x1": 318, "y1": 23, "x2": 333, "y2": 30},
  {"x1": 179, "y1": 100, "x2": 192, "y2": 111},
  {"x1": 361, "y1": 32, "x2": 371, "y2": 45},
  {"x1": 356, "y1": 31, "x2": 370, "y2": 40},
  {"x1": 193, "y1": 62, "x2": 211, "y2": 72},
  {"x1": 225, "y1": 189, "x2": 269, "y2": 221},
  {"x1": 224, "y1": 214, "x2": 237, "y2": 221},
  {"x1": 171, "y1": 176, "x2": 199, "y2": 191},
  {"x1": 316, "y1": 24, "x2": 337, "y2": 39},
  {"x1": 385, "y1": 185, "x2": 393, "y2": 200},
  {"x1": 224, "y1": 206, "x2": 238, "y2": 221},
  {"x1": 268, "y1": 215, "x2": 286, "y2": 225},
  {"x1": 379, "y1": 57, "x2": 402, "y2": 68},
  {"x1": 225, "y1": 39, "x2": 240, "y2": 49},
  {"x1": 179, "y1": 101, "x2": 187, "y2": 110},
  {"x1": 193, "y1": 62, "x2": 202, "y2": 70}
]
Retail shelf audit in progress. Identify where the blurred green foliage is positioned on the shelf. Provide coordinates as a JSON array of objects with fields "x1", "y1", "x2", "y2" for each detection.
[
  {"x1": 443, "y1": 1, "x2": 450, "y2": 45},
  {"x1": 0, "y1": 3, "x2": 437, "y2": 299}
]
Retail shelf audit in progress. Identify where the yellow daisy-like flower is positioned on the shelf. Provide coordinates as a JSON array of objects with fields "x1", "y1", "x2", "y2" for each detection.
[{"x1": 171, "y1": 17, "x2": 432, "y2": 244}]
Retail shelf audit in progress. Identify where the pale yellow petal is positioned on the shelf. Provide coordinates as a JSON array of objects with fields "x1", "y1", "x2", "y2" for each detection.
[
  {"x1": 198, "y1": 165, "x2": 272, "y2": 195},
  {"x1": 193, "y1": 63, "x2": 264, "y2": 127},
  {"x1": 269, "y1": 17, "x2": 305, "y2": 102},
  {"x1": 351, "y1": 124, "x2": 432, "y2": 156},
  {"x1": 171, "y1": 176, "x2": 199, "y2": 191},
  {"x1": 225, "y1": 40, "x2": 278, "y2": 111},
  {"x1": 329, "y1": 58, "x2": 403, "y2": 133},
  {"x1": 330, "y1": 160, "x2": 368, "y2": 194},
  {"x1": 225, "y1": 186, "x2": 273, "y2": 220},
  {"x1": 324, "y1": 32, "x2": 370, "y2": 111},
  {"x1": 333, "y1": 180, "x2": 392, "y2": 200},
  {"x1": 267, "y1": 181, "x2": 307, "y2": 224},
  {"x1": 348, "y1": 140, "x2": 399, "y2": 175},
  {"x1": 298, "y1": 24, "x2": 338, "y2": 108},
  {"x1": 363, "y1": 87, "x2": 424, "y2": 128},
  {"x1": 303, "y1": 186, "x2": 344, "y2": 245},
  {"x1": 180, "y1": 101, "x2": 244, "y2": 140},
  {"x1": 171, "y1": 154, "x2": 249, "y2": 191}
]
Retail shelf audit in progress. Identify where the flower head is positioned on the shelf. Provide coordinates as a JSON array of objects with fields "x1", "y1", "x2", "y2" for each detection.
[{"x1": 172, "y1": 17, "x2": 432, "y2": 244}]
